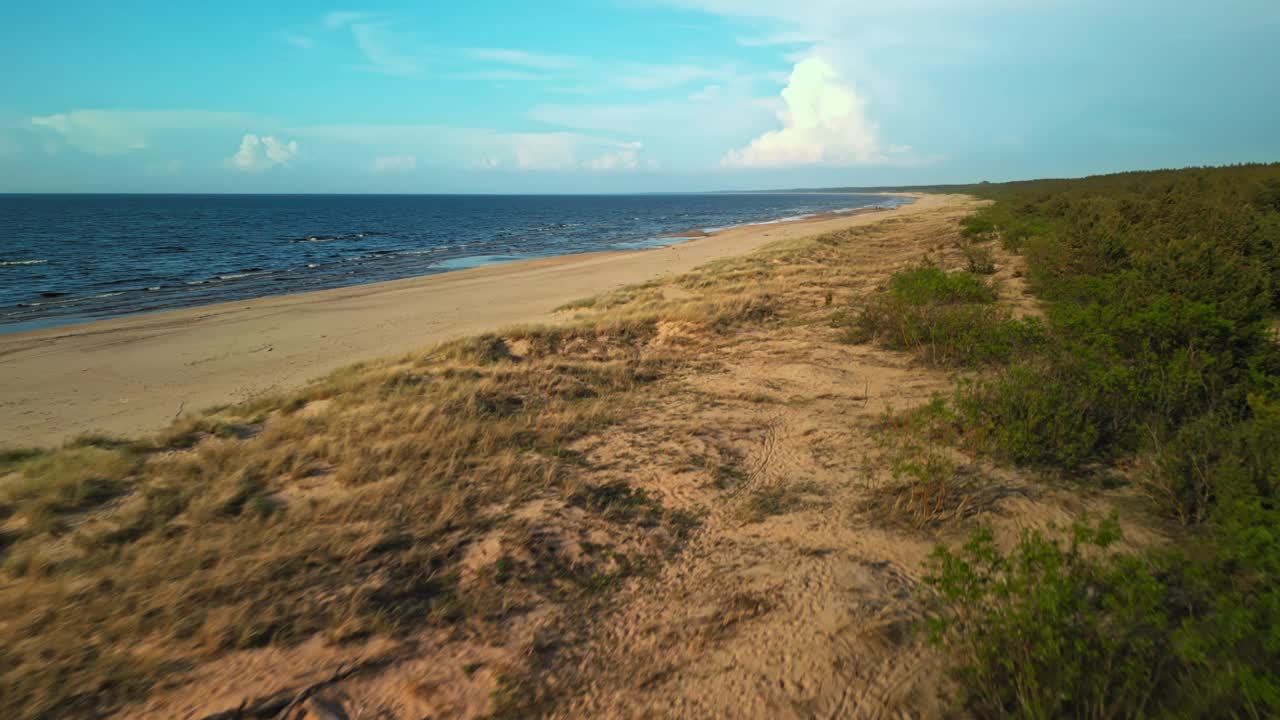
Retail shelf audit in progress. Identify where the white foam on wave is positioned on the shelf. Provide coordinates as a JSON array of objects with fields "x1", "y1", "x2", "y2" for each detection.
[{"x1": 1, "y1": 259, "x2": 49, "y2": 267}]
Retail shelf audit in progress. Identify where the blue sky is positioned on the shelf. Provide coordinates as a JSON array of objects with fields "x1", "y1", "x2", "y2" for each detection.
[{"x1": 2, "y1": 1, "x2": 1277, "y2": 193}]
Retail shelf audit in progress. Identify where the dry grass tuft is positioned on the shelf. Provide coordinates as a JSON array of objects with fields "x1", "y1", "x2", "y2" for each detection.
[{"x1": 859, "y1": 401, "x2": 1030, "y2": 534}]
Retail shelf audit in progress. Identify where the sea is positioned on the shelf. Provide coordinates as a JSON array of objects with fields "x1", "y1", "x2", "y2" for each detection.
[{"x1": 0, "y1": 193, "x2": 909, "y2": 334}]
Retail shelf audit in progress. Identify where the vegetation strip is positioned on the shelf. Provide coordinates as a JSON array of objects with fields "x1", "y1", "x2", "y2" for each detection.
[{"x1": 858, "y1": 165, "x2": 1280, "y2": 718}]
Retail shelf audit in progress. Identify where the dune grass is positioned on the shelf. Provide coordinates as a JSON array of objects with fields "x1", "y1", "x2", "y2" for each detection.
[{"x1": 0, "y1": 258, "x2": 798, "y2": 719}]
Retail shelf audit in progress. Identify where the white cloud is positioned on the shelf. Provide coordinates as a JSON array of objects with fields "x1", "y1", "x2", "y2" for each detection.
[
  {"x1": 528, "y1": 80, "x2": 777, "y2": 146},
  {"x1": 465, "y1": 48, "x2": 578, "y2": 70},
  {"x1": 289, "y1": 124, "x2": 647, "y2": 173},
  {"x1": 229, "y1": 134, "x2": 299, "y2": 171},
  {"x1": 721, "y1": 57, "x2": 882, "y2": 168},
  {"x1": 510, "y1": 133, "x2": 583, "y2": 170},
  {"x1": 318, "y1": 13, "x2": 422, "y2": 75},
  {"x1": 372, "y1": 154, "x2": 417, "y2": 173},
  {"x1": 511, "y1": 134, "x2": 652, "y2": 171},
  {"x1": 31, "y1": 113, "x2": 143, "y2": 154},
  {"x1": 349, "y1": 23, "x2": 422, "y2": 75},
  {"x1": 616, "y1": 63, "x2": 729, "y2": 91},
  {"x1": 29, "y1": 110, "x2": 246, "y2": 155},
  {"x1": 585, "y1": 141, "x2": 644, "y2": 170}
]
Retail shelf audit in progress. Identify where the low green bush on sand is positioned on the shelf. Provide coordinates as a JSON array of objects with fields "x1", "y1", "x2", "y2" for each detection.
[
  {"x1": 842, "y1": 265, "x2": 1043, "y2": 367},
  {"x1": 913, "y1": 164, "x2": 1280, "y2": 717}
]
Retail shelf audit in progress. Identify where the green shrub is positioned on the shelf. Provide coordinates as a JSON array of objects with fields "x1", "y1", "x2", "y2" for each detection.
[
  {"x1": 922, "y1": 164, "x2": 1280, "y2": 717},
  {"x1": 927, "y1": 505, "x2": 1280, "y2": 719},
  {"x1": 886, "y1": 266, "x2": 996, "y2": 305},
  {"x1": 1171, "y1": 493, "x2": 1280, "y2": 716},
  {"x1": 961, "y1": 244, "x2": 997, "y2": 274},
  {"x1": 925, "y1": 518, "x2": 1172, "y2": 719},
  {"x1": 844, "y1": 266, "x2": 1042, "y2": 366}
]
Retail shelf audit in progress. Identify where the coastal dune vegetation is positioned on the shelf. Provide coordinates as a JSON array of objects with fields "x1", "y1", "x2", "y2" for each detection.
[
  {"x1": 846, "y1": 164, "x2": 1280, "y2": 717},
  {"x1": 0, "y1": 165, "x2": 1278, "y2": 717}
]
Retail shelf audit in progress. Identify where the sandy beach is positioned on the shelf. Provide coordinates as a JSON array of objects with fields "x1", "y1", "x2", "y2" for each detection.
[{"x1": 0, "y1": 194, "x2": 945, "y2": 448}]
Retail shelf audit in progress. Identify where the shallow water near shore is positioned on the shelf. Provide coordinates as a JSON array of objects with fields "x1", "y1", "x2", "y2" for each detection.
[{"x1": 0, "y1": 192, "x2": 907, "y2": 333}]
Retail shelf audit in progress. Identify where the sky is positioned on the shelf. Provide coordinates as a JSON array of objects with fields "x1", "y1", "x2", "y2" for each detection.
[{"x1": 1, "y1": 1, "x2": 1278, "y2": 193}]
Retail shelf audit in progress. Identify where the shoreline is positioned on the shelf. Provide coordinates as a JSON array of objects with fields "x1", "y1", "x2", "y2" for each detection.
[
  {"x1": 0, "y1": 194, "x2": 908, "y2": 337},
  {"x1": 0, "y1": 193, "x2": 949, "y2": 448}
]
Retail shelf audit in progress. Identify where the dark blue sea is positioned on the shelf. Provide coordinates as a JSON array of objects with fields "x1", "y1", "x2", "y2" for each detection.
[{"x1": 0, "y1": 193, "x2": 908, "y2": 334}]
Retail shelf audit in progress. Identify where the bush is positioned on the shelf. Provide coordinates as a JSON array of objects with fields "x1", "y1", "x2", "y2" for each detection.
[
  {"x1": 961, "y1": 244, "x2": 997, "y2": 274},
  {"x1": 922, "y1": 164, "x2": 1280, "y2": 717},
  {"x1": 925, "y1": 518, "x2": 1172, "y2": 719},
  {"x1": 886, "y1": 266, "x2": 996, "y2": 305},
  {"x1": 844, "y1": 266, "x2": 1043, "y2": 367}
]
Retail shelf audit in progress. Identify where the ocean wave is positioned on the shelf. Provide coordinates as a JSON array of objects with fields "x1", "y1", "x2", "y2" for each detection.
[
  {"x1": 287, "y1": 230, "x2": 390, "y2": 244},
  {"x1": 16, "y1": 291, "x2": 123, "y2": 309},
  {"x1": 186, "y1": 271, "x2": 265, "y2": 285},
  {"x1": 1, "y1": 259, "x2": 49, "y2": 267},
  {"x1": 394, "y1": 246, "x2": 449, "y2": 256}
]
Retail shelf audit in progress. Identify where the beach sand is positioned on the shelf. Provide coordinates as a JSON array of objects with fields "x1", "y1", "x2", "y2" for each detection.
[{"x1": 0, "y1": 194, "x2": 946, "y2": 448}]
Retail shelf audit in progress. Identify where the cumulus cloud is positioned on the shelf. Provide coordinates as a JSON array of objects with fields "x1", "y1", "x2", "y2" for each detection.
[
  {"x1": 372, "y1": 154, "x2": 416, "y2": 173},
  {"x1": 229, "y1": 134, "x2": 299, "y2": 171},
  {"x1": 721, "y1": 57, "x2": 881, "y2": 167}
]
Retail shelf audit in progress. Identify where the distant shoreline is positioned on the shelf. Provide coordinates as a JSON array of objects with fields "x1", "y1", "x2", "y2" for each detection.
[{"x1": 0, "y1": 192, "x2": 944, "y2": 448}]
